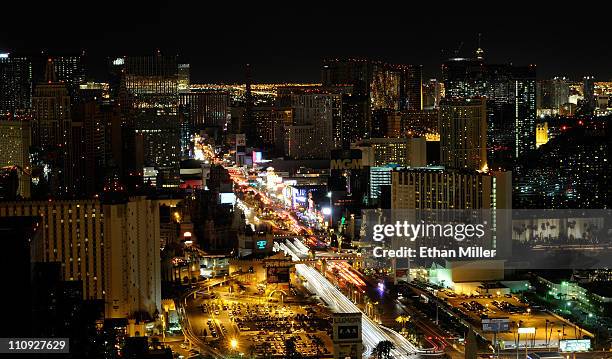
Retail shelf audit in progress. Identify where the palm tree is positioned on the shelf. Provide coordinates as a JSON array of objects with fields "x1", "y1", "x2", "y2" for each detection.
[
  {"x1": 395, "y1": 315, "x2": 410, "y2": 332},
  {"x1": 372, "y1": 340, "x2": 394, "y2": 359}
]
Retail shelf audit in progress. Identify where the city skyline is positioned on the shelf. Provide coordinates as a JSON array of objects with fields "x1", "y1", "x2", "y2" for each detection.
[
  {"x1": 1, "y1": 5, "x2": 610, "y2": 359},
  {"x1": 1, "y1": 4, "x2": 612, "y2": 82}
]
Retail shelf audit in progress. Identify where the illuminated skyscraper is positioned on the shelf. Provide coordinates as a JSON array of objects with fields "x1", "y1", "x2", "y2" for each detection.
[
  {"x1": 439, "y1": 98, "x2": 487, "y2": 171},
  {"x1": 31, "y1": 59, "x2": 73, "y2": 196},
  {"x1": 278, "y1": 87, "x2": 342, "y2": 159},
  {"x1": 248, "y1": 106, "x2": 290, "y2": 150},
  {"x1": 515, "y1": 124, "x2": 609, "y2": 209},
  {"x1": 0, "y1": 196, "x2": 162, "y2": 320},
  {"x1": 323, "y1": 59, "x2": 424, "y2": 145},
  {"x1": 0, "y1": 115, "x2": 32, "y2": 198},
  {"x1": 51, "y1": 55, "x2": 85, "y2": 103},
  {"x1": 339, "y1": 93, "x2": 369, "y2": 146},
  {"x1": 513, "y1": 65, "x2": 537, "y2": 158},
  {"x1": 178, "y1": 63, "x2": 190, "y2": 92},
  {"x1": 537, "y1": 77, "x2": 570, "y2": 115},
  {"x1": 134, "y1": 110, "x2": 181, "y2": 187},
  {"x1": 423, "y1": 79, "x2": 443, "y2": 109},
  {"x1": 535, "y1": 122, "x2": 548, "y2": 148},
  {"x1": 370, "y1": 63, "x2": 400, "y2": 110},
  {"x1": 396, "y1": 64, "x2": 423, "y2": 111},
  {"x1": 118, "y1": 53, "x2": 181, "y2": 187},
  {"x1": 352, "y1": 137, "x2": 426, "y2": 167},
  {"x1": 391, "y1": 167, "x2": 511, "y2": 210},
  {"x1": 244, "y1": 63, "x2": 255, "y2": 145},
  {"x1": 583, "y1": 75, "x2": 596, "y2": 113},
  {"x1": 178, "y1": 90, "x2": 229, "y2": 129},
  {"x1": 441, "y1": 57, "x2": 486, "y2": 99},
  {"x1": 71, "y1": 100, "x2": 108, "y2": 195},
  {"x1": 321, "y1": 58, "x2": 372, "y2": 98},
  {"x1": 121, "y1": 53, "x2": 179, "y2": 110},
  {"x1": 371, "y1": 109, "x2": 401, "y2": 138},
  {"x1": 0, "y1": 53, "x2": 32, "y2": 114},
  {"x1": 442, "y1": 54, "x2": 536, "y2": 164}
]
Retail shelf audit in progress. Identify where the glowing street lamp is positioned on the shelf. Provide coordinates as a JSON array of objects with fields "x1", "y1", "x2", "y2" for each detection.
[{"x1": 230, "y1": 338, "x2": 238, "y2": 351}]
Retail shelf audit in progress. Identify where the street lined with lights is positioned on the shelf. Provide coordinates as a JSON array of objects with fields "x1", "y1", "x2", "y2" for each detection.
[{"x1": 277, "y1": 240, "x2": 422, "y2": 358}]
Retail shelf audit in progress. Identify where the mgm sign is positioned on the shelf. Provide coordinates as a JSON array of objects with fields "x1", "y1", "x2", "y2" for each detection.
[
  {"x1": 332, "y1": 312, "x2": 363, "y2": 359},
  {"x1": 330, "y1": 158, "x2": 363, "y2": 170},
  {"x1": 330, "y1": 149, "x2": 363, "y2": 170}
]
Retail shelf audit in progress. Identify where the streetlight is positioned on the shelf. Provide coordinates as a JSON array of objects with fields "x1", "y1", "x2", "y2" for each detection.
[{"x1": 230, "y1": 338, "x2": 238, "y2": 351}]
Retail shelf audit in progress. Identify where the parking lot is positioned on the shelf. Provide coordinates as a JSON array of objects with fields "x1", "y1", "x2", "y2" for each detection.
[
  {"x1": 446, "y1": 293, "x2": 527, "y2": 320},
  {"x1": 442, "y1": 292, "x2": 592, "y2": 349},
  {"x1": 246, "y1": 333, "x2": 331, "y2": 357},
  {"x1": 194, "y1": 287, "x2": 333, "y2": 357}
]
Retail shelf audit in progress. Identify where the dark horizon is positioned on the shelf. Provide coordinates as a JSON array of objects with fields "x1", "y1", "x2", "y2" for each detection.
[{"x1": 1, "y1": 2, "x2": 611, "y2": 83}]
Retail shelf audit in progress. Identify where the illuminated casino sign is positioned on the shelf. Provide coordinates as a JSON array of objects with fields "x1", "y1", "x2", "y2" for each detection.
[
  {"x1": 330, "y1": 149, "x2": 363, "y2": 171},
  {"x1": 332, "y1": 312, "x2": 363, "y2": 359},
  {"x1": 330, "y1": 158, "x2": 363, "y2": 170},
  {"x1": 333, "y1": 313, "x2": 362, "y2": 341}
]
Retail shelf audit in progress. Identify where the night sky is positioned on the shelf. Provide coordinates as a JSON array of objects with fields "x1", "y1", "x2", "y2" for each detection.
[{"x1": 1, "y1": 2, "x2": 610, "y2": 83}]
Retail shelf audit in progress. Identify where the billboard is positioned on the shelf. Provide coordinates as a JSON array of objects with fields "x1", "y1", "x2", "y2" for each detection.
[
  {"x1": 333, "y1": 313, "x2": 362, "y2": 342},
  {"x1": 518, "y1": 327, "x2": 536, "y2": 334},
  {"x1": 266, "y1": 266, "x2": 290, "y2": 284},
  {"x1": 220, "y1": 192, "x2": 236, "y2": 204},
  {"x1": 252, "y1": 151, "x2": 263, "y2": 163},
  {"x1": 482, "y1": 318, "x2": 510, "y2": 332},
  {"x1": 338, "y1": 325, "x2": 359, "y2": 340},
  {"x1": 253, "y1": 235, "x2": 272, "y2": 254},
  {"x1": 235, "y1": 134, "x2": 246, "y2": 163},
  {"x1": 559, "y1": 339, "x2": 591, "y2": 352}
]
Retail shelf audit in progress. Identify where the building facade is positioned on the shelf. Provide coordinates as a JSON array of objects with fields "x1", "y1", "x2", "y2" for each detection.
[
  {"x1": 280, "y1": 88, "x2": 342, "y2": 159},
  {"x1": 391, "y1": 167, "x2": 511, "y2": 210},
  {"x1": 104, "y1": 196, "x2": 161, "y2": 319},
  {"x1": 51, "y1": 55, "x2": 85, "y2": 103},
  {"x1": 179, "y1": 90, "x2": 229, "y2": 129},
  {"x1": 0, "y1": 53, "x2": 32, "y2": 114},
  {"x1": 31, "y1": 60, "x2": 74, "y2": 195},
  {"x1": 352, "y1": 137, "x2": 426, "y2": 168},
  {"x1": 442, "y1": 54, "x2": 536, "y2": 165},
  {"x1": 0, "y1": 197, "x2": 162, "y2": 320},
  {"x1": 0, "y1": 116, "x2": 31, "y2": 198},
  {"x1": 439, "y1": 98, "x2": 487, "y2": 171}
]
